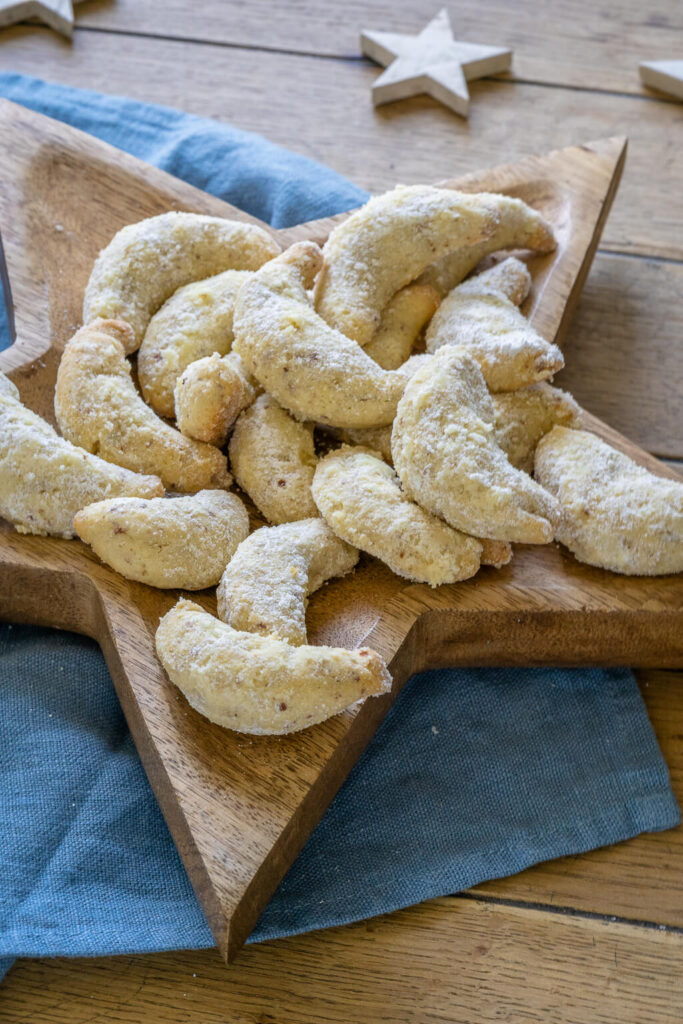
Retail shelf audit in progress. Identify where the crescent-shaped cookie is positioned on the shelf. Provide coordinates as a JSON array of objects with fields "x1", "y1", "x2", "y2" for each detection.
[
  {"x1": 535, "y1": 426, "x2": 683, "y2": 576},
  {"x1": 314, "y1": 186, "x2": 500, "y2": 345},
  {"x1": 217, "y1": 518, "x2": 358, "y2": 645},
  {"x1": 0, "y1": 375, "x2": 163, "y2": 538},
  {"x1": 229, "y1": 393, "x2": 318, "y2": 523},
  {"x1": 55, "y1": 319, "x2": 231, "y2": 493},
  {"x1": 155, "y1": 598, "x2": 392, "y2": 735},
  {"x1": 138, "y1": 268, "x2": 253, "y2": 417},
  {"x1": 417, "y1": 195, "x2": 556, "y2": 296},
  {"x1": 174, "y1": 351, "x2": 257, "y2": 447},
  {"x1": 0, "y1": 373, "x2": 19, "y2": 400},
  {"x1": 425, "y1": 257, "x2": 564, "y2": 391},
  {"x1": 331, "y1": 423, "x2": 395, "y2": 464},
  {"x1": 493, "y1": 382, "x2": 581, "y2": 473},
  {"x1": 233, "y1": 242, "x2": 414, "y2": 428},
  {"x1": 391, "y1": 347, "x2": 559, "y2": 544},
  {"x1": 84, "y1": 213, "x2": 280, "y2": 353},
  {"x1": 74, "y1": 490, "x2": 249, "y2": 589},
  {"x1": 364, "y1": 284, "x2": 440, "y2": 370},
  {"x1": 312, "y1": 445, "x2": 486, "y2": 585}
]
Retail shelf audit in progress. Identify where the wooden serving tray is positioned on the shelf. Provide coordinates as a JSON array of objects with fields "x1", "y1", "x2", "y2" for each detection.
[{"x1": 1, "y1": 100, "x2": 681, "y2": 963}]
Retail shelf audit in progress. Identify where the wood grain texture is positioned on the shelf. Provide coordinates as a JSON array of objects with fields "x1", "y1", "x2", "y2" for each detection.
[
  {"x1": 2, "y1": 32, "x2": 682, "y2": 455},
  {"x1": 1, "y1": 26, "x2": 683, "y2": 260},
  {"x1": 73, "y1": 0, "x2": 683, "y2": 97},
  {"x1": 0, "y1": 100, "x2": 681, "y2": 967},
  {"x1": 2, "y1": 898, "x2": 682, "y2": 1023},
  {"x1": 558, "y1": 254, "x2": 683, "y2": 458}
]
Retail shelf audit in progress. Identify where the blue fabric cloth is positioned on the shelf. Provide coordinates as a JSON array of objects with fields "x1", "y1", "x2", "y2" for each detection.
[
  {"x1": 0, "y1": 73, "x2": 365, "y2": 228},
  {"x1": 0, "y1": 75, "x2": 679, "y2": 981}
]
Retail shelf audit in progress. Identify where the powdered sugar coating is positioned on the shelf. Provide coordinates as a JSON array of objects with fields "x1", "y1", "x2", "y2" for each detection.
[
  {"x1": 365, "y1": 283, "x2": 440, "y2": 370},
  {"x1": 535, "y1": 426, "x2": 683, "y2": 575},
  {"x1": 417, "y1": 195, "x2": 556, "y2": 296},
  {"x1": 74, "y1": 490, "x2": 249, "y2": 589},
  {"x1": 229, "y1": 393, "x2": 318, "y2": 523},
  {"x1": 0, "y1": 378, "x2": 163, "y2": 538},
  {"x1": 175, "y1": 351, "x2": 257, "y2": 447},
  {"x1": 155, "y1": 598, "x2": 392, "y2": 735},
  {"x1": 493, "y1": 382, "x2": 581, "y2": 473},
  {"x1": 0, "y1": 373, "x2": 19, "y2": 401},
  {"x1": 233, "y1": 242, "x2": 414, "y2": 428},
  {"x1": 425, "y1": 257, "x2": 564, "y2": 391},
  {"x1": 217, "y1": 518, "x2": 358, "y2": 645},
  {"x1": 55, "y1": 319, "x2": 231, "y2": 492},
  {"x1": 138, "y1": 268, "x2": 252, "y2": 417},
  {"x1": 312, "y1": 445, "x2": 485, "y2": 585},
  {"x1": 315, "y1": 186, "x2": 500, "y2": 345},
  {"x1": 83, "y1": 212, "x2": 280, "y2": 352},
  {"x1": 333, "y1": 423, "x2": 395, "y2": 464},
  {"x1": 391, "y1": 347, "x2": 559, "y2": 544}
]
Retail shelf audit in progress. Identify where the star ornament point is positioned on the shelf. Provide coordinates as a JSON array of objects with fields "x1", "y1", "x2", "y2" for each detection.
[
  {"x1": 360, "y1": 8, "x2": 512, "y2": 118},
  {"x1": 0, "y1": 0, "x2": 78, "y2": 39},
  {"x1": 639, "y1": 60, "x2": 683, "y2": 102}
]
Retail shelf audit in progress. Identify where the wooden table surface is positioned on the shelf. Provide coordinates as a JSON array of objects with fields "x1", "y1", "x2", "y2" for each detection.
[{"x1": 0, "y1": 2, "x2": 682, "y2": 1021}]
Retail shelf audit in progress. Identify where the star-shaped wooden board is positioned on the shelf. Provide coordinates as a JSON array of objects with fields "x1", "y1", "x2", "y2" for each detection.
[{"x1": 0, "y1": 100, "x2": 681, "y2": 963}]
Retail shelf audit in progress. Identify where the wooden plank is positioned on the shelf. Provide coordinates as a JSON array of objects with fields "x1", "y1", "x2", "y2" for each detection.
[
  {"x1": 75, "y1": 0, "x2": 683, "y2": 97},
  {"x1": 470, "y1": 669, "x2": 683, "y2": 926},
  {"x1": 2, "y1": 899, "x2": 682, "y2": 1023},
  {"x1": 0, "y1": 27, "x2": 683, "y2": 260}
]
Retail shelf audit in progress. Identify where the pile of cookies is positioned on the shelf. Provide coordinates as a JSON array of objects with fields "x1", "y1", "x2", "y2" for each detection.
[{"x1": 1, "y1": 186, "x2": 681, "y2": 735}]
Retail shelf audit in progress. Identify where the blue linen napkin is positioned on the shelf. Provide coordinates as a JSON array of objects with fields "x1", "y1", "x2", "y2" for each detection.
[{"x1": 0, "y1": 75, "x2": 679, "y2": 981}]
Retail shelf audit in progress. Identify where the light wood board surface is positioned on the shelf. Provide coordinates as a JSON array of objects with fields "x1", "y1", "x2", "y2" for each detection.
[
  {"x1": 72, "y1": 0, "x2": 683, "y2": 96},
  {"x1": 1, "y1": 25, "x2": 683, "y2": 260},
  {"x1": 2, "y1": 18, "x2": 683, "y2": 452},
  {"x1": 0, "y1": 1, "x2": 682, "y2": 1020},
  {"x1": 3, "y1": 898, "x2": 682, "y2": 1024}
]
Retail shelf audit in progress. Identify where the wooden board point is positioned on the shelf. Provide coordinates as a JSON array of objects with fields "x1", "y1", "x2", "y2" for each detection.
[{"x1": 0, "y1": 99, "x2": 680, "y2": 963}]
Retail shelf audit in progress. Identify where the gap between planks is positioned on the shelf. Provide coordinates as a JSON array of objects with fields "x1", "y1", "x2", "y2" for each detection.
[
  {"x1": 466, "y1": 666, "x2": 683, "y2": 929},
  {"x1": 1, "y1": 29, "x2": 682, "y2": 455},
  {"x1": 2, "y1": 24, "x2": 682, "y2": 263},
  {"x1": 2, "y1": 898, "x2": 681, "y2": 1024},
  {"x1": 456, "y1": 891, "x2": 683, "y2": 934},
  {"x1": 63, "y1": 25, "x2": 683, "y2": 110},
  {"x1": 70, "y1": 0, "x2": 683, "y2": 98}
]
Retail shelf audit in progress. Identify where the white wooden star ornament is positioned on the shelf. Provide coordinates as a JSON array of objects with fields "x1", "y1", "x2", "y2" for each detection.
[
  {"x1": 360, "y1": 8, "x2": 512, "y2": 118},
  {"x1": 0, "y1": 0, "x2": 87, "y2": 39},
  {"x1": 639, "y1": 60, "x2": 683, "y2": 101}
]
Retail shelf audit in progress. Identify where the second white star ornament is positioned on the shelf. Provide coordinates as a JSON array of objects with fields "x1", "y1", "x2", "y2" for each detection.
[{"x1": 360, "y1": 8, "x2": 512, "y2": 118}]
